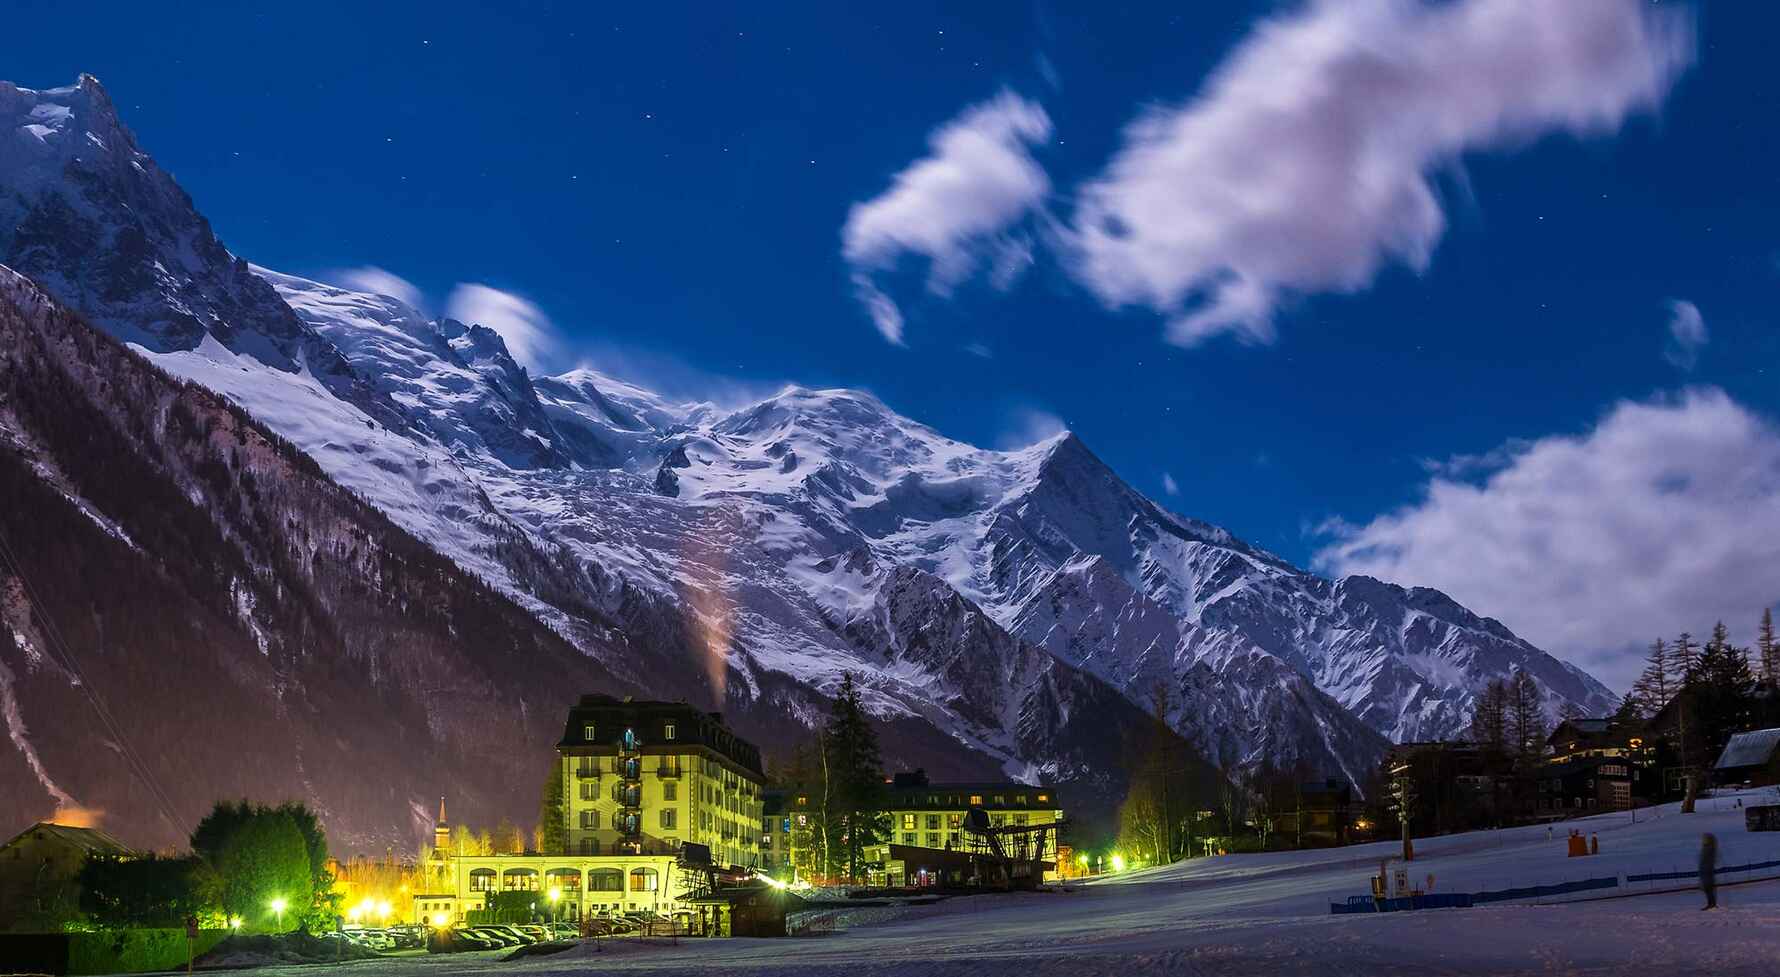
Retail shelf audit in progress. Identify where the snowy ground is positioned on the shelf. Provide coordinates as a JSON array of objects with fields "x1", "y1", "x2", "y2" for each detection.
[{"x1": 201, "y1": 792, "x2": 1780, "y2": 976}]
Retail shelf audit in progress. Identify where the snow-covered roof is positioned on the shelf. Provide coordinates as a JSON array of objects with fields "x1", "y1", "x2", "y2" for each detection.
[{"x1": 1713, "y1": 727, "x2": 1780, "y2": 770}]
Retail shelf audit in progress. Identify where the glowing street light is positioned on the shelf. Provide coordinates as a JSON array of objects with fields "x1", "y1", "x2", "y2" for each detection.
[
  {"x1": 1110, "y1": 854, "x2": 1126, "y2": 872},
  {"x1": 269, "y1": 897, "x2": 288, "y2": 930},
  {"x1": 430, "y1": 912, "x2": 450, "y2": 929},
  {"x1": 228, "y1": 916, "x2": 242, "y2": 931},
  {"x1": 376, "y1": 900, "x2": 392, "y2": 923}
]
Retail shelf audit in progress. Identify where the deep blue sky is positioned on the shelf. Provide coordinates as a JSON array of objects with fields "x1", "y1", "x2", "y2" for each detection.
[{"x1": 2, "y1": 0, "x2": 1768, "y2": 580}]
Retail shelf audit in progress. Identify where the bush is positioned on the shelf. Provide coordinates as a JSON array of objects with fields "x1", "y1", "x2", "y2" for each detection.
[
  {"x1": 0, "y1": 928, "x2": 231, "y2": 975},
  {"x1": 79, "y1": 855, "x2": 209, "y2": 928}
]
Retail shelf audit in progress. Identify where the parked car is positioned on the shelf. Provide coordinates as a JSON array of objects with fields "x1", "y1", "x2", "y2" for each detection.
[
  {"x1": 459, "y1": 927, "x2": 516, "y2": 948},
  {"x1": 490, "y1": 924, "x2": 539, "y2": 944},
  {"x1": 437, "y1": 928, "x2": 501, "y2": 952}
]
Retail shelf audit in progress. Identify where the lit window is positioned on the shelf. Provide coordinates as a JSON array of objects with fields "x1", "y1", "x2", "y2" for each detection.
[
  {"x1": 902, "y1": 813, "x2": 916, "y2": 830},
  {"x1": 583, "y1": 724, "x2": 595, "y2": 741},
  {"x1": 664, "y1": 722, "x2": 677, "y2": 741},
  {"x1": 1037, "y1": 794, "x2": 1049, "y2": 802},
  {"x1": 969, "y1": 795, "x2": 982, "y2": 806}
]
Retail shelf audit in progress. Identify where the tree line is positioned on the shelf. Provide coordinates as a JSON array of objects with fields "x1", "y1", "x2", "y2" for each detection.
[{"x1": 79, "y1": 801, "x2": 337, "y2": 932}]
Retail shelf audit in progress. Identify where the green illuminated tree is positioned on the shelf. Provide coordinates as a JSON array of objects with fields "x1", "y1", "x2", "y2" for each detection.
[
  {"x1": 190, "y1": 800, "x2": 335, "y2": 932},
  {"x1": 193, "y1": 806, "x2": 312, "y2": 931}
]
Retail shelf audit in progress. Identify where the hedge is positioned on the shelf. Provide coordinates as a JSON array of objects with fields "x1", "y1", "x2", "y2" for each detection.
[{"x1": 0, "y1": 928, "x2": 231, "y2": 975}]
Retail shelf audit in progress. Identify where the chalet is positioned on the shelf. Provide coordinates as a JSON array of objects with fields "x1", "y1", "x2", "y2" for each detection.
[
  {"x1": 1546, "y1": 717, "x2": 1639, "y2": 762},
  {"x1": 0, "y1": 822, "x2": 133, "y2": 932},
  {"x1": 1537, "y1": 755, "x2": 1636, "y2": 813},
  {"x1": 1713, "y1": 728, "x2": 1780, "y2": 787}
]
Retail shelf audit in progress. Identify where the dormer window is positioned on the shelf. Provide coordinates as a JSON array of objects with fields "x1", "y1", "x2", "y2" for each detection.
[
  {"x1": 664, "y1": 722, "x2": 677, "y2": 741},
  {"x1": 583, "y1": 724, "x2": 595, "y2": 741}
]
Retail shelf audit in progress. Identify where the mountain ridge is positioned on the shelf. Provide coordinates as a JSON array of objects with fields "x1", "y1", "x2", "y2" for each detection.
[{"x1": 0, "y1": 75, "x2": 1620, "y2": 845}]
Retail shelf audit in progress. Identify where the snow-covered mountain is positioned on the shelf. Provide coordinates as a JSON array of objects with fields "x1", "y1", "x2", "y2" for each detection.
[{"x1": 0, "y1": 75, "x2": 1618, "y2": 838}]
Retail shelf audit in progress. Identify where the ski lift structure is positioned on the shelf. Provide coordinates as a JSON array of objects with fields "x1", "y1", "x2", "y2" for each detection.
[{"x1": 886, "y1": 805, "x2": 1064, "y2": 891}]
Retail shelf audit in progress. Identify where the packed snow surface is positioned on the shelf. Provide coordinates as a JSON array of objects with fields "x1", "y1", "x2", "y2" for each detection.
[{"x1": 199, "y1": 791, "x2": 1780, "y2": 976}]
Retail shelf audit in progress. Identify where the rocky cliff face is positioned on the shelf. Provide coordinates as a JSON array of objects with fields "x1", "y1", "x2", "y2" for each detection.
[{"x1": 0, "y1": 267, "x2": 627, "y2": 852}]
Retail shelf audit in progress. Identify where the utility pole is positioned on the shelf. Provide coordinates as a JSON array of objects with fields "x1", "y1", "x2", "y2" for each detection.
[{"x1": 1390, "y1": 763, "x2": 1416, "y2": 862}]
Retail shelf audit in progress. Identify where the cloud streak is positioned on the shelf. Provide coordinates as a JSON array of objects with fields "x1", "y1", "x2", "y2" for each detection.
[
  {"x1": 842, "y1": 91, "x2": 1053, "y2": 345},
  {"x1": 333, "y1": 266, "x2": 426, "y2": 313},
  {"x1": 445, "y1": 283, "x2": 561, "y2": 371},
  {"x1": 1065, "y1": 0, "x2": 1694, "y2": 347},
  {"x1": 1314, "y1": 389, "x2": 1780, "y2": 692},
  {"x1": 1663, "y1": 299, "x2": 1708, "y2": 370}
]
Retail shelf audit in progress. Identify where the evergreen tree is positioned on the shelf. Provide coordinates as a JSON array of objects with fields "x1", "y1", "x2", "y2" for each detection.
[
  {"x1": 824, "y1": 673, "x2": 889, "y2": 882},
  {"x1": 191, "y1": 806, "x2": 313, "y2": 932},
  {"x1": 1694, "y1": 622, "x2": 1757, "y2": 759},
  {"x1": 538, "y1": 760, "x2": 566, "y2": 855},
  {"x1": 1610, "y1": 692, "x2": 1643, "y2": 726}
]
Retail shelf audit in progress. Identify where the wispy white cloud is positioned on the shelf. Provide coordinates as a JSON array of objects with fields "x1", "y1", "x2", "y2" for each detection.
[
  {"x1": 333, "y1": 266, "x2": 426, "y2": 313},
  {"x1": 842, "y1": 91, "x2": 1053, "y2": 345},
  {"x1": 1314, "y1": 389, "x2": 1780, "y2": 691},
  {"x1": 1162, "y1": 472, "x2": 1180, "y2": 496},
  {"x1": 1066, "y1": 0, "x2": 1694, "y2": 347},
  {"x1": 1663, "y1": 299, "x2": 1708, "y2": 370},
  {"x1": 963, "y1": 342, "x2": 994, "y2": 359},
  {"x1": 994, "y1": 407, "x2": 1067, "y2": 450},
  {"x1": 444, "y1": 283, "x2": 561, "y2": 371}
]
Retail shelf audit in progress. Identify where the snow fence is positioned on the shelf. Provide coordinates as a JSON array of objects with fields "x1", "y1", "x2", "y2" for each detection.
[{"x1": 1330, "y1": 856, "x2": 1780, "y2": 914}]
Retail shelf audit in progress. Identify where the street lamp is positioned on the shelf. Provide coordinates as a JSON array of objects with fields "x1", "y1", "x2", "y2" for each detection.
[
  {"x1": 269, "y1": 897, "x2": 288, "y2": 931},
  {"x1": 1110, "y1": 853, "x2": 1126, "y2": 872},
  {"x1": 547, "y1": 887, "x2": 561, "y2": 923}
]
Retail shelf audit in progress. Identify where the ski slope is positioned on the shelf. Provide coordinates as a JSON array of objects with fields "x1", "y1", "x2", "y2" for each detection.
[{"x1": 211, "y1": 791, "x2": 1780, "y2": 977}]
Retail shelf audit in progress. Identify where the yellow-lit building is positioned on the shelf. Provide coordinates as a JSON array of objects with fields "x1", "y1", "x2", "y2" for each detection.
[
  {"x1": 557, "y1": 695, "x2": 766, "y2": 868},
  {"x1": 415, "y1": 695, "x2": 767, "y2": 924},
  {"x1": 779, "y1": 770, "x2": 1065, "y2": 885}
]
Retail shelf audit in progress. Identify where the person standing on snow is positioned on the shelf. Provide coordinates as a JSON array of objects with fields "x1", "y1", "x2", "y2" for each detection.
[{"x1": 1699, "y1": 833, "x2": 1719, "y2": 910}]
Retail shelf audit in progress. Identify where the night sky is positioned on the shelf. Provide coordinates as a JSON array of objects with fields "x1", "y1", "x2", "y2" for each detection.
[{"x1": 5, "y1": 1, "x2": 1772, "y2": 684}]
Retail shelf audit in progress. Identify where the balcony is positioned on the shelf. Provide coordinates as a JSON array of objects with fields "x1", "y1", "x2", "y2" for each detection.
[
  {"x1": 575, "y1": 765, "x2": 600, "y2": 780},
  {"x1": 655, "y1": 763, "x2": 682, "y2": 778}
]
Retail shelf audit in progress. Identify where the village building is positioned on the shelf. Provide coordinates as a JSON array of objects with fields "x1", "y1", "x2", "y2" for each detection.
[
  {"x1": 1713, "y1": 727, "x2": 1780, "y2": 787},
  {"x1": 415, "y1": 695, "x2": 767, "y2": 926},
  {"x1": 0, "y1": 822, "x2": 133, "y2": 932},
  {"x1": 777, "y1": 770, "x2": 1065, "y2": 886}
]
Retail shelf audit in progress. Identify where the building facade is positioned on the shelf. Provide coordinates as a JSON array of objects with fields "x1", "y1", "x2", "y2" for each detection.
[
  {"x1": 557, "y1": 695, "x2": 767, "y2": 869},
  {"x1": 778, "y1": 771, "x2": 1064, "y2": 885},
  {"x1": 416, "y1": 695, "x2": 768, "y2": 925},
  {"x1": 0, "y1": 822, "x2": 133, "y2": 932}
]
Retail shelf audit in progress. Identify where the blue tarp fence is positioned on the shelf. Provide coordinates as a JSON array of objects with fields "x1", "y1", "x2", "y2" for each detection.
[{"x1": 1332, "y1": 857, "x2": 1780, "y2": 914}]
